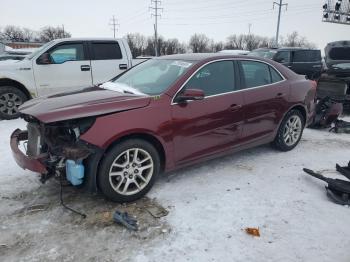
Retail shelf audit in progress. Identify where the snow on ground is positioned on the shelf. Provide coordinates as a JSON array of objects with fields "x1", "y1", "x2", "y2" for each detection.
[{"x1": 1, "y1": 118, "x2": 350, "y2": 262}]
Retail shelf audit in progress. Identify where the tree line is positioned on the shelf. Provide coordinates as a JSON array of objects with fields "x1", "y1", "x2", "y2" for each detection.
[
  {"x1": 0, "y1": 24, "x2": 316, "y2": 57},
  {"x1": 0, "y1": 25, "x2": 71, "y2": 43},
  {"x1": 126, "y1": 31, "x2": 316, "y2": 57}
]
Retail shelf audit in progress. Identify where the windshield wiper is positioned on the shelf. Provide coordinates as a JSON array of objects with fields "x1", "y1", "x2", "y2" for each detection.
[{"x1": 100, "y1": 82, "x2": 147, "y2": 96}]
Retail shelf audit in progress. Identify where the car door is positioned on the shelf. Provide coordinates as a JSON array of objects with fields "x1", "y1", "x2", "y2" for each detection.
[
  {"x1": 171, "y1": 60, "x2": 245, "y2": 165},
  {"x1": 33, "y1": 41, "x2": 92, "y2": 96},
  {"x1": 290, "y1": 50, "x2": 322, "y2": 79},
  {"x1": 89, "y1": 41, "x2": 129, "y2": 85},
  {"x1": 238, "y1": 60, "x2": 289, "y2": 142}
]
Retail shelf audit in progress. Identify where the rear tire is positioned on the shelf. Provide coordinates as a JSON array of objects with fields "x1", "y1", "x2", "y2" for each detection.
[
  {"x1": 273, "y1": 109, "x2": 305, "y2": 152},
  {"x1": 98, "y1": 139, "x2": 160, "y2": 203},
  {"x1": 0, "y1": 86, "x2": 28, "y2": 120}
]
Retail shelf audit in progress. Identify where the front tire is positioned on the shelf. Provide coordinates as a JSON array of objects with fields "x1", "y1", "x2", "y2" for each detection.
[
  {"x1": 273, "y1": 109, "x2": 305, "y2": 151},
  {"x1": 0, "y1": 86, "x2": 28, "y2": 120},
  {"x1": 98, "y1": 139, "x2": 160, "y2": 203}
]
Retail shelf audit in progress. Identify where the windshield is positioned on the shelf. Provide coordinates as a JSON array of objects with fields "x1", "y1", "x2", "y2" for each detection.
[
  {"x1": 249, "y1": 50, "x2": 277, "y2": 59},
  {"x1": 26, "y1": 41, "x2": 53, "y2": 60},
  {"x1": 107, "y1": 59, "x2": 194, "y2": 95}
]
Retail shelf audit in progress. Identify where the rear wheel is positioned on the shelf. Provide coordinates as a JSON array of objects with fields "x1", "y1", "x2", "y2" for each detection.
[
  {"x1": 273, "y1": 109, "x2": 305, "y2": 151},
  {"x1": 0, "y1": 86, "x2": 28, "y2": 120},
  {"x1": 98, "y1": 139, "x2": 160, "y2": 202}
]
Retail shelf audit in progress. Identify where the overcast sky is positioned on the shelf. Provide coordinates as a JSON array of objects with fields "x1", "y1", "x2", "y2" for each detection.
[{"x1": 1, "y1": 0, "x2": 349, "y2": 49}]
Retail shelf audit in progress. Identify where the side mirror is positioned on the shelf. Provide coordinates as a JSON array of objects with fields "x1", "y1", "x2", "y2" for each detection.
[
  {"x1": 37, "y1": 53, "x2": 52, "y2": 65},
  {"x1": 175, "y1": 88, "x2": 205, "y2": 103}
]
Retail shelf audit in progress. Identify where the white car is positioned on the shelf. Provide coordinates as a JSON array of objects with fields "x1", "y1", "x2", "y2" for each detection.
[{"x1": 0, "y1": 38, "x2": 145, "y2": 119}]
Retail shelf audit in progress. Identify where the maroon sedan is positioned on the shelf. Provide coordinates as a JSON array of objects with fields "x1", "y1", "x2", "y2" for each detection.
[{"x1": 11, "y1": 54, "x2": 316, "y2": 202}]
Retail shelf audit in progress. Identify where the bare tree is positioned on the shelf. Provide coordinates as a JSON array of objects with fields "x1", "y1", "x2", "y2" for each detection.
[
  {"x1": 126, "y1": 33, "x2": 147, "y2": 57},
  {"x1": 39, "y1": 26, "x2": 71, "y2": 42},
  {"x1": 281, "y1": 31, "x2": 316, "y2": 48},
  {"x1": 225, "y1": 34, "x2": 245, "y2": 50},
  {"x1": 1, "y1": 25, "x2": 25, "y2": 41},
  {"x1": 189, "y1": 33, "x2": 210, "y2": 53}
]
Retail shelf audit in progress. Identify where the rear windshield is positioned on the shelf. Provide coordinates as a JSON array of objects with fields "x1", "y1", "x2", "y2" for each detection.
[
  {"x1": 293, "y1": 50, "x2": 321, "y2": 62},
  {"x1": 329, "y1": 47, "x2": 350, "y2": 60}
]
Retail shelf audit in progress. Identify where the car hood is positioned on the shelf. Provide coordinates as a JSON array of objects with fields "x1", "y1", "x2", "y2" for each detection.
[
  {"x1": 325, "y1": 41, "x2": 350, "y2": 69},
  {"x1": 19, "y1": 86, "x2": 151, "y2": 123}
]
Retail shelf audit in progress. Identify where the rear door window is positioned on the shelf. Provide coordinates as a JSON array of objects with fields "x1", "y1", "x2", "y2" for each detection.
[
  {"x1": 240, "y1": 60, "x2": 283, "y2": 88},
  {"x1": 91, "y1": 42, "x2": 122, "y2": 60},
  {"x1": 293, "y1": 50, "x2": 321, "y2": 62}
]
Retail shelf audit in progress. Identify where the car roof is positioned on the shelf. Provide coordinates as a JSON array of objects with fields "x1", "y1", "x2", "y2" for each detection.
[
  {"x1": 278, "y1": 47, "x2": 320, "y2": 51},
  {"x1": 155, "y1": 53, "x2": 251, "y2": 61}
]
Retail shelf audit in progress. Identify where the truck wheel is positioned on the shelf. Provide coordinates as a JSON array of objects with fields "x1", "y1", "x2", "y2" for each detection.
[
  {"x1": 273, "y1": 109, "x2": 305, "y2": 152},
  {"x1": 98, "y1": 139, "x2": 160, "y2": 203},
  {"x1": 0, "y1": 86, "x2": 28, "y2": 120}
]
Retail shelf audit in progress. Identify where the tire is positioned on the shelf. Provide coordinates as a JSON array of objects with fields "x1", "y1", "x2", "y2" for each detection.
[
  {"x1": 0, "y1": 86, "x2": 28, "y2": 120},
  {"x1": 98, "y1": 139, "x2": 160, "y2": 203},
  {"x1": 273, "y1": 109, "x2": 305, "y2": 152}
]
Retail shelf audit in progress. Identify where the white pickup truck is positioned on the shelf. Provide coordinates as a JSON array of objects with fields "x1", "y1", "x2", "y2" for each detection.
[{"x1": 0, "y1": 38, "x2": 145, "y2": 119}]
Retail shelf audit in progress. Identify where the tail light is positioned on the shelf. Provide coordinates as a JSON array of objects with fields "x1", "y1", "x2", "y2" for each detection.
[{"x1": 310, "y1": 80, "x2": 317, "y2": 90}]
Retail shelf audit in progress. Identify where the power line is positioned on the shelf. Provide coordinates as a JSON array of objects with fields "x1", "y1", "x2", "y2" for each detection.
[
  {"x1": 273, "y1": 0, "x2": 288, "y2": 46},
  {"x1": 109, "y1": 15, "x2": 120, "y2": 38},
  {"x1": 149, "y1": 0, "x2": 163, "y2": 56}
]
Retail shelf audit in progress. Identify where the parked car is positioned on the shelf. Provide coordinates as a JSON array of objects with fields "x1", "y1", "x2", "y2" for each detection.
[
  {"x1": 11, "y1": 54, "x2": 316, "y2": 202},
  {"x1": 218, "y1": 50, "x2": 250, "y2": 55},
  {"x1": 317, "y1": 41, "x2": 350, "y2": 108},
  {"x1": 0, "y1": 38, "x2": 146, "y2": 119},
  {"x1": 249, "y1": 47, "x2": 323, "y2": 80},
  {"x1": 0, "y1": 54, "x2": 27, "y2": 61}
]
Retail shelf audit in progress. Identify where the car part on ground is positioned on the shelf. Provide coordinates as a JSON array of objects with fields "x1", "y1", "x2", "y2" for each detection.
[
  {"x1": 336, "y1": 162, "x2": 350, "y2": 180},
  {"x1": 0, "y1": 86, "x2": 28, "y2": 119},
  {"x1": 309, "y1": 97, "x2": 343, "y2": 129},
  {"x1": 10, "y1": 54, "x2": 315, "y2": 202},
  {"x1": 303, "y1": 167, "x2": 350, "y2": 206},
  {"x1": 330, "y1": 119, "x2": 350, "y2": 133},
  {"x1": 113, "y1": 210, "x2": 138, "y2": 231}
]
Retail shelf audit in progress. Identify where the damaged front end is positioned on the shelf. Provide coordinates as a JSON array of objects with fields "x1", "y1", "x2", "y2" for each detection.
[{"x1": 11, "y1": 115, "x2": 99, "y2": 187}]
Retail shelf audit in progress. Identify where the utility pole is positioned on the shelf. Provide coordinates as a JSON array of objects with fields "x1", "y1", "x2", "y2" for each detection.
[
  {"x1": 273, "y1": 0, "x2": 288, "y2": 47},
  {"x1": 62, "y1": 24, "x2": 65, "y2": 38},
  {"x1": 109, "y1": 15, "x2": 120, "y2": 38},
  {"x1": 149, "y1": 0, "x2": 163, "y2": 56},
  {"x1": 248, "y1": 23, "x2": 252, "y2": 35}
]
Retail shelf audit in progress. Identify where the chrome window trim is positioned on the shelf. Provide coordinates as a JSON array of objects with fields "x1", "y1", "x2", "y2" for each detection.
[{"x1": 171, "y1": 58, "x2": 286, "y2": 105}]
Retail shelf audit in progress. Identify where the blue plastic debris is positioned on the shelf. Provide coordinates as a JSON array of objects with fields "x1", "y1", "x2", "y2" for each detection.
[
  {"x1": 113, "y1": 210, "x2": 138, "y2": 231},
  {"x1": 66, "y1": 159, "x2": 84, "y2": 186}
]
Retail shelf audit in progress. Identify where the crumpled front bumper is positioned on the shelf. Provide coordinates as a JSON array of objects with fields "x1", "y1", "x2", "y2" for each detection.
[{"x1": 10, "y1": 129, "x2": 48, "y2": 174}]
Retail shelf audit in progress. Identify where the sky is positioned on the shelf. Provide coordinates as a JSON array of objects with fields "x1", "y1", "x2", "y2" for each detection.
[{"x1": 0, "y1": 0, "x2": 349, "y2": 49}]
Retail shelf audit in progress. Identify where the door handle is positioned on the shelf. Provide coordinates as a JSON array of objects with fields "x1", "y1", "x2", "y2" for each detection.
[
  {"x1": 276, "y1": 93, "x2": 285, "y2": 97},
  {"x1": 119, "y1": 64, "x2": 128, "y2": 70},
  {"x1": 81, "y1": 65, "x2": 91, "y2": 71},
  {"x1": 229, "y1": 104, "x2": 242, "y2": 111}
]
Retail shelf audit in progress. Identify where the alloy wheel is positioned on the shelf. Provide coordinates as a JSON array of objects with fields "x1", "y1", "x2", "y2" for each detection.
[
  {"x1": 0, "y1": 93, "x2": 23, "y2": 116},
  {"x1": 108, "y1": 148, "x2": 154, "y2": 196},
  {"x1": 283, "y1": 115, "x2": 302, "y2": 146}
]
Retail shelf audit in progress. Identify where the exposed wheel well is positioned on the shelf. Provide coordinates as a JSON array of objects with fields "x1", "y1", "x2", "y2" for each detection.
[
  {"x1": 104, "y1": 133, "x2": 166, "y2": 172},
  {"x1": 0, "y1": 79, "x2": 31, "y2": 99},
  {"x1": 289, "y1": 105, "x2": 307, "y2": 125}
]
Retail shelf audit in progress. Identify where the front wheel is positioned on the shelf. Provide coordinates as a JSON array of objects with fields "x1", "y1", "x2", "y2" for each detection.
[
  {"x1": 273, "y1": 109, "x2": 305, "y2": 151},
  {"x1": 98, "y1": 139, "x2": 160, "y2": 203},
  {"x1": 0, "y1": 86, "x2": 28, "y2": 120}
]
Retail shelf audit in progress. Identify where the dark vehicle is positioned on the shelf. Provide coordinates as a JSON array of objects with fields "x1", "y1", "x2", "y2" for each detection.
[
  {"x1": 0, "y1": 54, "x2": 27, "y2": 61},
  {"x1": 250, "y1": 48, "x2": 323, "y2": 79},
  {"x1": 11, "y1": 54, "x2": 316, "y2": 202},
  {"x1": 317, "y1": 41, "x2": 350, "y2": 108}
]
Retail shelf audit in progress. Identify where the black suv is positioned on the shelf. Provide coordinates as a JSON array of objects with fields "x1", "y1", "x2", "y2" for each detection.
[{"x1": 249, "y1": 48, "x2": 323, "y2": 79}]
